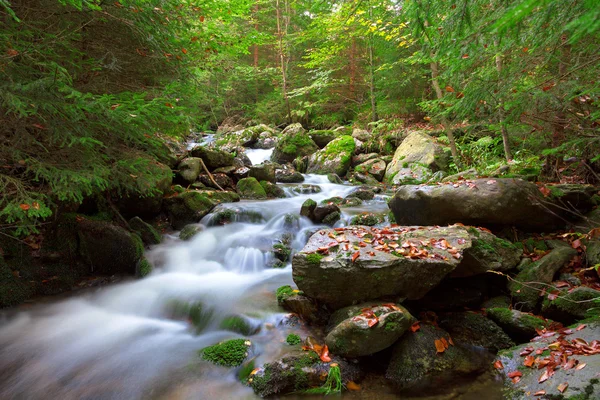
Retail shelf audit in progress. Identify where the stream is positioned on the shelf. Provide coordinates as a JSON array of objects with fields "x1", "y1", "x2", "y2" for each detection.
[{"x1": 0, "y1": 146, "x2": 502, "y2": 400}]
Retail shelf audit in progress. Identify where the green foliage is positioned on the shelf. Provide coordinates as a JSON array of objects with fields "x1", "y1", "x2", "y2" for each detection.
[
  {"x1": 304, "y1": 364, "x2": 343, "y2": 395},
  {"x1": 199, "y1": 338, "x2": 251, "y2": 367},
  {"x1": 285, "y1": 334, "x2": 301, "y2": 345}
]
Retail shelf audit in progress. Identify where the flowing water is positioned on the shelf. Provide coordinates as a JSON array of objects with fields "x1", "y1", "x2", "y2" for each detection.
[{"x1": 0, "y1": 144, "x2": 503, "y2": 399}]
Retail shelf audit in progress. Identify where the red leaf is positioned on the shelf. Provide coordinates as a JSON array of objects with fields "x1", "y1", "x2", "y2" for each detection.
[
  {"x1": 199, "y1": 15, "x2": 205, "y2": 22},
  {"x1": 19, "y1": 204, "x2": 30, "y2": 211},
  {"x1": 493, "y1": 360, "x2": 504, "y2": 370},
  {"x1": 524, "y1": 355, "x2": 535, "y2": 367},
  {"x1": 571, "y1": 239, "x2": 582, "y2": 249},
  {"x1": 410, "y1": 322, "x2": 421, "y2": 333},
  {"x1": 181, "y1": 48, "x2": 188, "y2": 54},
  {"x1": 320, "y1": 345, "x2": 331, "y2": 362},
  {"x1": 351, "y1": 251, "x2": 360, "y2": 263},
  {"x1": 557, "y1": 382, "x2": 568, "y2": 393},
  {"x1": 538, "y1": 369, "x2": 550, "y2": 383},
  {"x1": 576, "y1": 324, "x2": 586, "y2": 331},
  {"x1": 434, "y1": 339, "x2": 446, "y2": 353},
  {"x1": 445, "y1": 86, "x2": 455, "y2": 93},
  {"x1": 6, "y1": 49, "x2": 19, "y2": 57},
  {"x1": 507, "y1": 371, "x2": 522, "y2": 379}
]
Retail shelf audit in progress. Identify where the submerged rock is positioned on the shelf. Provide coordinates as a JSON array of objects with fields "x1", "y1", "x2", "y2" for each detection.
[
  {"x1": 386, "y1": 324, "x2": 490, "y2": 393},
  {"x1": 325, "y1": 302, "x2": 415, "y2": 357}
]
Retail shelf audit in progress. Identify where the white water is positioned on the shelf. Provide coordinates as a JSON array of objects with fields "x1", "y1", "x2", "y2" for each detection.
[
  {"x1": 245, "y1": 148, "x2": 274, "y2": 165},
  {"x1": 0, "y1": 165, "x2": 375, "y2": 399}
]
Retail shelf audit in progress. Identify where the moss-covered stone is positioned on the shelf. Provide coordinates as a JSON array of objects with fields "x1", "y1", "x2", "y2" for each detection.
[
  {"x1": 220, "y1": 315, "x2": 259, "y2": 336},
  {"x1": 322, "y1": 211, "x2": 340, "y2": 225},
  {"x1": 300, "y1": 198, "x2": 317, "y2": 218},
  {"x1": 307, "y1": 136, "x2": 356, "y2": 176},
  {"x1": 541, "y1": 287, "x2": 600, "y2": 324},
  {"x1": 439, "y1": 311, "x2": 515, "y2": 352},
  {"x1": 137, "y1": 257, "x2": 153, "y2": 277},
  {"x1": 199, "y1": 338, "x2": 252, "y2": 367},
  {"x1": 273, "y1": 243, "x2": 292, "y2": 262},
  {"x1": 320, "y1": 196, "x2": 343, "y2": 205},
  {"x1": 179, "y1": 224, "x2": 203, "y2": 241},
  {"x1": 260, "y1": 180, "x2": 286, "y2": 198},
  {"x1": 286, "y1": 334, "x2": 302, "y2": 345},
  {"x1": 164, "y1": 190, "x2": 216, "y2": 230},
  {"x1": 487, "y1": 307, "x2": 551, "y2": 342},
  {"x1": 350, "y1": 213, "x2": 384, "y2": 226},
  {"x1": 128, "y1": 216, "x2": 161, "y2": 245},
  {"x1": 272, "y1": 124, "x2": 318, "y2": 163},
  {"x1": 236, "y1": 177, "x2": 267, "y2": 199},
  {"x1": 327, "y1": 173, "x2": 343, "y2": 183},
  {"x1": 276, "y1": 285, "x2": 296, "y2": 304},
  {"x1": 191, "y1": 146, "x2": 235, "y2": 170}
]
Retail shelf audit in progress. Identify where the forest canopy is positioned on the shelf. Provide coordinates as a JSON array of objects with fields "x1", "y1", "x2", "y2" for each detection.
[{"x1": 1, "y1": 0, "x2": 599, "y2": 234}]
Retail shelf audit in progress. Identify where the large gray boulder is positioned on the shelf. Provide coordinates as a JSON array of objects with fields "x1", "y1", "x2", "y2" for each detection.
[
  {"x1": 325, "y1": 302, "x2": 415, "y2": 357},
  {"x1": 176, "y1": 157, "x2": 202, "y2": 184},
  {"x1": 389, "y1": 179, "x2": 598, "y2": 230},
  {"x1": 384, "y1": 131, "x2": 450, "y2": 184},
  {"x1": 354, "y1": 158, "x2": 386, "y2": 181},
  {"x1": 495, "y1": 321, "x2": 600, "y2": 399},
  {"x1": 293, "y1": 225, "x2": 521, "y2": 309},
  {"x1": 307, "y1": 136, "x2": 356, "y2": 177},
  {"x1": 191, "y1": 146, "x2": 235, "y2": 170},
  {"x1": 248, "y1": 163, "x2": 276, "y2": 183}
]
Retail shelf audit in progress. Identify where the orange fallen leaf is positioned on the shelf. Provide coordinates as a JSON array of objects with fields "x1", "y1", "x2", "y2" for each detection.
[
  {"x1": 576, "y1": 363, "x2": 586, "y2": 370},
  {"x1": 534, "y1": 390, "x2": 546, "y2": 396},
  {"x1": 507, "y1": 371, "x2": 522, "y2": 379},
  {"x1": 434, "y1": 339, "x2": 446, "y2": 353},
  {"x1": 320, "y1": 345, "x2": 331, "y2": 362},
  {"x1": 351, "y1": 251, "x2": 360, "y2": 262},
  {"x1": 524, "y1": 355, "x2": 535, "y2": 367},
  {"x1": 493, "y1": 360, "x2": 504, "y2": 370},
  {"x1": 557, "y1": 382, "x2": 568, "y2": 393},
  {"x1": 410, "y1": 322, "x2": 420, "y2": 333},
  {"x1": 346, "y1": 381, "x2": 361, "y2": 391},
  {"x1": 538, "y1": 369, "x2": 550, "y2": 383},
  {"x1": 19, "y1": 204, "x2": 30, "y2": 211}
]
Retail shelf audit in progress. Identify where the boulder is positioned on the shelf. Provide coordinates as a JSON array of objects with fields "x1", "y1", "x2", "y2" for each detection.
[
  {"x1": 451, "y1": 227, "x2": 522, "y2": 278},
  {"x1": 198, "y1": 172, "x2": 235, "y2": 191},
  {"x1": 325, "y1": 302, "x2": 415, "y2": 357},
  {"x1": 349, "y1": 213, "x2": 385, "y2": 226},
  {"x1": 179, "y1": 224, "x2": 203, "y2": 241},
  {"x1": 292, "y1": 225, "x2": 472, "y2": 308},
  {"x1": 260, "y1": 181, "x2": 286, "y2": 198},
  {"x1": 128, "y1": 216, "x2": 161, "y2": 245},
  {"x1": 442, "y1": 168, "x2": 479, "y2": 183},
  {"x1": 327, "y1": 173, "x2": 343, "y2": 184},
  {"x1": 312, "y1": 204, "x2": 341, "y2": 225},
  {"x1": 352, "y1": 128, "x2": 371, "y2": 142},
  {"x1": 248, "y1": 351, "x2": 361, "y2": 397},
  {"x1": 207, "y1": 207, "x2": 264, "y2": 226},
  {"x1": 389, "y1": 179, "x2": 597, "y2": 231},
  {"x1": 77, "y1": 219, "x2": 143, "y2": 275},
  {"x1": 509, "y1": 246, "x2": 577, "y2": 311},
  {"x1": 271, "y1": 124, "x2": 319, "y2": 164},
  {"x1": 116, "y1": 162, "x2": 172, "y2": 217},
  {"x1": 291, "y1": 184, "x2": 321, "y2": 195},
  {"x1": 384, "y1": 131, "x2": 450, "y2": 184},
  {"x1": 275, "y1": 167, "x2": 304, "y2": 183},
  {"x1": 195, "y1": 190, "x2": 240, "y2": 204},
  {"x1": 495, "y1": 321, "x2": 600, "y2": 399},
  {"x1": 386, "y1": 324, "x2": 490, "y2": 393},
  {"x1": 349, "y1": 172, "x2": 380, "y2": 185},
  {"x1": 345, "y1": 187, "x2": 375, "y2": 201},
  {"x1": 438, "y1": 312, "x2": 515, "y2": 352},
  {"x1": 307, "y1": 136, "x2": 355, "y2": 177},
  {"x1": 248, "y1": 163, "x2": 276, "y2": 183},
  {"x1": 308, "y1": 129, "x2": 337, "y2": 148},
  {"x1": 354, "y1": 158, "x2": 386, "y2": 181},
  {"x1": 163, "y1": 190, "x2": 216, "y2": 229},
  {"x1": 236, "y1": 177, "x2": 267, "y2": 200},
  {"x1": 487, "y1": 308, "x2": 552, "y2": 342},
  {"x1": 276, "y1": 285, "x2": 324, "y2": 325},
  {"x1": 176, "y1": 157, "x2": 202, "y2": 184},
  {"x1": 541, "y1": 287, "x2": 600, "y2": 324},
  {"x1": 351, "y1": 152, "x2": 379, "y2": 167},
  {"x1": 191, "y1": 146, "x2": 235, "y2": 170}
]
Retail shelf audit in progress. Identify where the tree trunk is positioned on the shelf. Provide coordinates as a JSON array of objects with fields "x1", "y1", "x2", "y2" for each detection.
[
  {"x1": 253, "y1": 1, "x2": 259, "y2": 103},
  {"x1": 275, "y1": 0, "x2": 291, "y2": 123},
  {"x1": 495, "y1": 39, "x2": 512, "y2": 161},
  {"x1": 430, "y1": 58, "x2": 461, "y2": 168},
  {"x1": 367, "y1": 2, "x2": 377, "y2": 122}
]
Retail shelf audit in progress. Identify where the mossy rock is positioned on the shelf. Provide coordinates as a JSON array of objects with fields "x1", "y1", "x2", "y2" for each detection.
[
  {"x1": 137, "y1": 257, "x2": 153, "y2": 278},
  {"x1": 327, "y1": 173, "x2": 343, "y2": 184},
  {"x1": 196, "y1": 190, "x2": 241, "y2": 204},
  {"x1": 481, "y1": 296, "x2": 511, "y2": 309},
  {"x1": 340, "y1": 197, "x2": 362, "y2": 207},
  {"x1": 260, "y1": 180, "x2": 286, "y2": 198},
  {"x1": 0, "y1": 257, "x2": 33, "y2": 308},
  {"x1": 307, "y1": 136, "x2": 356, "y2": 177},
  {"x1": 180, "y1": 224, "x2": 203, "y2": 241},
  {"x1": 286, "y1": 334, "x2": 302, "y2": 345},
  {"x1": 291, "y1": 184, "x2": 322, "y2": 195},
  {"x1": 129, "y1": 216, "x2": 161, "y2": 245},
  {"x1": 164, "y1": 190, "x2": 217, "y2": 230},
  {"x1": 236, "y1": 177, "x2": 267, "y2": 199},
  {"x1": 220, "y1": 315, "x2": 260, "y2": 336},
  {"x1": 272, "y1": 124, "x2": 318, "y2": 164},
  {"x1": 199, "y1": 338, "x2": 252, "y2": 367},
  {"x1": 176, "y1": 157, "x2": 202, "y2": 184},
  {"x1": 191, "y1": 146, "x2": 235, "y2": 170},
  {"x1": 345, "y1": 187, "x2": 375, "y2": 201},
  {"x1": 487, "y1": 307, "x2": 552, "y2": 343},
  {"x1": 541, "y1": 287, "x2": 600, "y2": 324},
  {"x1": 320, "y1": 197, "x2": 343, "y2": 206},
  {"x1": 438, "y1": 311, "x2": 515, "y2": 352},
  {"x1": 77, "y1": 219, "x2": 143, "y2": 275},
  {"x1": 308, "y1": 129, "x2": 337, "y2": 148},
  {"x1": 300, "y1": 199, "x2": 317, "y2": 218},
  {"x1": 350, "y1": 213, "x2": 384, "y2": 226},
  {"x1": 385, "y1": 324, "x2": 490, "y2": 393}
]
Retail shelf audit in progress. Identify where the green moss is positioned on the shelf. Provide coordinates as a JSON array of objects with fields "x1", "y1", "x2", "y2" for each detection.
[
  {"x1": 473, "y1": 239, "x2": 497, "y2": 253},
  {"x1": 220, "y1": 315, "x2": 257, "y2": 336},
  {"x1": 199, "y1": 338, "x2": 251, "y2": 367},
  {"x1": 282, "y1": 133, "x2": 316, "y2": 155},
  {"x1": 180, "y1": 224, "x2": 202, "y2": 240},
  {"x1": 276, "y1": 285, "x2": 295, "y2": 304},
  {"x1": 306, "y1": 253, "x2": 324, "y2": 265},
  {"x1": 322, "y1": 211, "x2": 341, "y2": 225},
  {"x1": 286, "y1": 334, "x2": 301, "y2": 345},
  {"x1": 182, "y1": 191, "x2": 215, "y2": 211},
  {"x1": 350, "y1": 213, "x2": 384, "y2": 226},
  {"x1": 236, "y1": 177, "x2": 267, "y2": 199},
  {"x1": 273, "y1": 243, "x2": 291, "y2": 262},
  {"x1": 467, "y1": 226, "x2": 481, "y2": 237},
  {"x1": 137, "y1": 258, "x2": 152, "y2": 277},
  {"x1": 238, "y1": 359, "x2": 256, "y2": 382},
  {"x1": 402, "y1": 162, "x2": 409, "y2": 168},
  {"x1": 320, "y1": 196, "x2": 343, "y2": 205}
]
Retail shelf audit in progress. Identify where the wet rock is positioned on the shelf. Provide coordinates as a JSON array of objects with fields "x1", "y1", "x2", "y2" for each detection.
[
  {"x1": 384, "y1": 131, "x2": 450, "y2": 184},
  {"x1": 198, "y1": 172, "x2": 235, "y2": 191},
  {"x1": 291, "y1": 184, "x2": 322, "y2": 194},
  {"x1": 320, "y1": 196, "x2": 343, "y2": 206},
  {"x1": 389, "y1": 179, "x2": 598, "y2": 230},
  {"x1": 482, "y1": 296, "x2": 512, "y2": 309},
  {"x1": 441, "y1": 168, "x2": 479, "y2": 182},
  {"x1": 487, "y1": 308, "x2": 552, "y2": 342},
  {"x1": 292, "y1": 225, "x2": 472, "y2": 308},
  {"x1": 346, "y1": 187, "x2": 375, "y2": 201},
  {"x1": 191, "y1": 146, "x2": 235, "y2": 170},
  {"x1": 326, "y1": 302, "x2": 415, "y2": 357},
  {"x1": 386, "y1": 324, "x2": 490, "y2": 393},
  {"x1": 128, "y1": 216, "x2": 161, "y2": 245},
  {"x1": 248, "y1": 351, "x2": 361, "y2": 397},
  {"x1": 351, "y1": 152, "x2": 379, "y2": 167},
  {"x1": 495, "y1": 321, "x2": 600, "y2": 399},
  {"x1": 300, "y1": 199, "x2": 317, "y2": 219},
  {"x1": 236, "y1": 177, "x2": 267, "y2": 200},
  {"x1": 164, "y1": 190, "x2": 216, "y2": 230},
  {"x1": 293, "y1": 156, "x2": 308, "y2": 173},
  {"x1": 276, "y1": 285, "x2": 324, "y2": 324},
  {"x1": 271, "y1": 124, "x2": 319, "y2": 164},
  {"x1": 508, "y1": 246, "x2": 577, "y2": 311},
  {"x1": 340, "y1": 197, "x2": 362, "y2": 207},
  {"x1": 213, "y1": 165, "x2": 236, "y2": 175},
  {"x1": 349, "y1": 172, "x2": 380, "y2": 185},
  {"x1": 452, "y1": 227, "x2": 522, "y2": 278},
  {"x1": 176, "y1": 157, "x2": 202, "y2": 184},
  {"x1": 116, "y1": 162, "x2": 172, "y2": 217},
  {"x1": 312, "y1": 204, "x2": 341, "y2": 225},
  {"x1": 260, "y1": 181, "x2": 285, "y2": 198},
  {"x1": 354, "y1": 158, "x2": 386, "y2": 181},
  {"x1": 275, "y1": 167, "x2": 304, "y2": 183},
  {"x1": 307, "y1": 136, "x2": 356, "y2": 177},
  {"x1": 233, "y1": 166, "x2": 250, "y2": 180},
  {"x1": 179, "y1": 224, "x2": 203, "y2": 241},
  {"x1": 411, "y1": 276, "x2": 488, "y2": 311},
  {"x1": 541, "y1": 286, "x2": 600, "y2": 324},
  {"x1": 78, "y1": 219, "x2": 143, "y2": 275},
  {"x1": 438, "y1": 312, "x2": 515, "y2": 352},
  {"x1": 219, "y1": 315, "x2": 260, "y2": 336},
  {"x1": 327, "y1": 173, "x2": 343, "y2": 183},
  {"x1": 195, "y1": 190, "x2": 240, "y2": 204},
  {"x1": 208, "y1": 207, "x2": 264, "y2": 226},
  {"x1": 349, "y1": 213, "x2": 384, "y2": 226},
  {"x1": 248, "y1": 163, "x2": 276, "y2": 183}
]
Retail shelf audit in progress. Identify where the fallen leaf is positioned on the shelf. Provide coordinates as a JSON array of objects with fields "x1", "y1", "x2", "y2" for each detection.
[
  {"x1": 576, "y1": 324, "x2": 586, "y2": 331},
  {"x1": 410, "y1": 322, "x2": 420, "y2": 333},
  {"x1": 524, "y1": 355, "x2": 535, "y2": 367},
  {"x1": 508, "y1": 371, "x2": 522, "y2": 379},
  {"x1": 351, "y1": 251, "x2": 360, "y2": 263},
  {"x1": 557, "y1": 382, "x2": 568, "y2": 393},
  {"x1": 346, "y1": 381, "x2": 361, "y2": 391},
  {"x1": 493, "y1": 360, "x2": 504, "y2": 370},
  {"x1": 576, "y1": 363, "x2": 586, "y2": 370},
  {"x1": 538, "y1": 369, "x2": 550, "y2": 383},
  {"x1": 534, "y1": 390, "x2": 546, "y2": 396},
  {"x1": 320, "y1": 345, "x2": 331, "y2": 362},
  {"x1": 446, "y1": 86, "x2": 455, "y2": 92},
  {"x1": 19, "y1": 204, "x2": 30, "y2": 211},
  {"x1": 434, "y1": 339, "x2": 446, "y2": 353},
  {"x1": 571, "y1": 239, "x2": 582, "y2": 249}
]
